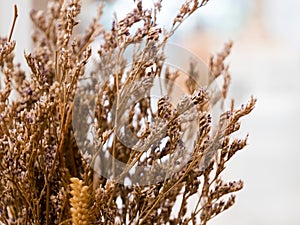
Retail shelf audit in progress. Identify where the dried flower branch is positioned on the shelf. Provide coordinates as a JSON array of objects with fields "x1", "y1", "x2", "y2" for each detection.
[{"x1": 8, "y1": 5, "x2": 18, "y2": 42}]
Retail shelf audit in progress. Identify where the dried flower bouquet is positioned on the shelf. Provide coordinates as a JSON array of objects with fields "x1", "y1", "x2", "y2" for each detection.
[{"x1": 0, "y1": 0, "x2": 255, "y2": 224}]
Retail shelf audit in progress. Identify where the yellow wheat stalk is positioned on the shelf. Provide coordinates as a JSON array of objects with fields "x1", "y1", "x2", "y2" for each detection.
[{"x1": 69, "y1": 177, "x2": 90, "y2": 225}]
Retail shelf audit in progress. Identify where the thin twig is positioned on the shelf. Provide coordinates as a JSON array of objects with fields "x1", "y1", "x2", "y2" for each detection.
[
  {"x1": 58, "y1": 218, "x2": 72, "y2": 225},
  {"x1": 8, "y1": 4, "x2": 18, "y2": 42},
  {"x1": 46, "y1": 183, "x2": 50, "y2": 225}
]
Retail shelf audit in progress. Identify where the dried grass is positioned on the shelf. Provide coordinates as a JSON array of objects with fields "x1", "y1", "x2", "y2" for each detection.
[{"x1": 0, "y1": 1, "x2": 256, "y2": 224}]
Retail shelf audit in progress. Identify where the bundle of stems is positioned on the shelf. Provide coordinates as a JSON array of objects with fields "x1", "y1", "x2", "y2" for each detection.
[{"x1": 0, "y1": 1, "x2": 255, "y2": 224}]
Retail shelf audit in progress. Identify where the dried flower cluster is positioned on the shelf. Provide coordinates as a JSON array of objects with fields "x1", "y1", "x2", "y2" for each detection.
[{"x1": 0, "y1": 0, "x2": 255, "y2": 225}]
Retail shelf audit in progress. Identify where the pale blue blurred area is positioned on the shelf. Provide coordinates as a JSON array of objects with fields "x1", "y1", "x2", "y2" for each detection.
[
  {"x1": 82, "y1": 0, "x2": 254, "y2": 39},
  {"x1": 264, "y1": 0, "x2": 300, "y2": 51}
]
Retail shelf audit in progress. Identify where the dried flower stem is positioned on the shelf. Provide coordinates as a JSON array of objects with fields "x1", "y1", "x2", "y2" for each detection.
[{"x1": 8, "y1": 5, "x2": 18, "y2": 42}]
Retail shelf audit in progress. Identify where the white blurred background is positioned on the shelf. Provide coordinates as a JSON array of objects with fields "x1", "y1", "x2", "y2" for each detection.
[{"x1": 1, "y1": 0, "x2": 300, "y2": 224}]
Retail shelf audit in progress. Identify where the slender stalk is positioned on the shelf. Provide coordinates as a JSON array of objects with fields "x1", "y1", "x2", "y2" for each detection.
[{"x1": 8, "y1": 4, "x2": 18, "y2": 42}]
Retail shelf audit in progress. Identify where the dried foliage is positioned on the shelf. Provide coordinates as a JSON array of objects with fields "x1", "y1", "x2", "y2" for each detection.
[{"x1": 0, "y1": 0, "x2": 256, "y2": 225}]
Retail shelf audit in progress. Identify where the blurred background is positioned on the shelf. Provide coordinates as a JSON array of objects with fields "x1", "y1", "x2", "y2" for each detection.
[{"x1": 1, "y1": 0, "x2": 300, "y2": 224}]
